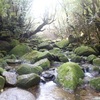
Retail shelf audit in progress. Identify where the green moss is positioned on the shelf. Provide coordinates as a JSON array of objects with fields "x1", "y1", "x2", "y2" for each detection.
[
  {"x1": 0, "y1": 76, "x2": 5, "y2": 90},
  {"x1": 56, "y1": 39, "x2": 69, "y2": 49},
  {"x1": 93, "y1": 58, "x2": 100, "y2": 66},
  {"x1": 0, "y1": 67, "x2": 5, "y2": 74},
  {"x1": 9, "y1": 43, "x2": 32, "y2": 57},
  {"x1": 10, "y1": 39, "x2": 19, "y2": 47},
  {"x1": 0, "y1": 59, "x2": 7, "y2": 68},
  {"x1": 31, "y1": 66, "x2": 43, "y2": 74},
  {"x1": 22, "y1": 50, "x2": 51, "y2": 63},
  {"x1": 69, "y1": 54, "x2": 81, "y2": 62},
  {"x1": 90, "y1": 77, "x2": 100, "y2": 91},
  {"x1": 21, "y1": 50, "x2": 39, "y2": 62},
  {"x1": 16, "y1": 64, "x2": 43, "y2": 75},
  {"x1": 87, "y1": 54, "x2": 97, "y2": 62},
  {"x1": 33, "y1": 58, "x2": 50, "y2": 70},
  {"x1": 16, "y1": 73, "x2": 40, "y2": 89},
  {"x1": 50, "y1": 48, "x2": 68, "y2": 62},
  {"x1": 74, "y1": 46, "x2": 97, "y2": 56},
  {"x1": 57, "y1": 62, "x2": 84, "y2": 90}
]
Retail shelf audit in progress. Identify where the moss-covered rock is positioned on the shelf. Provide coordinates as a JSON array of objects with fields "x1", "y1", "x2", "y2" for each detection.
[
  {"x1": 16, "y1": 64, "x2": 43, "y2": 75},
  {"x1": 74, "y1": 46, "x2": 97, "y2": 56},
  {"x1": 9, "y1": 44, "x2": 32, "y2": 57},
  {"x1": 10, "y1": 39, "x2": 19, "y2": 48},
  {"x1": 33, "y1": 58, "x2": 50, "y2": 70},
  {"x1": 0, "y1": 59, "x2": 8, "y2": 68},
  {"x1": 38, "y1": 42, "x2": 53, "y2": 50},
  {"x1": 57, "y1": 62, "x2": 84, "y2": 90},
  {"x1": 55, "y1": 39, "x2": 69, "y2": 49},
  {"x1": 90, "y1": 77, "x2": 100, "y2": 91},
  {"x1": 87, "y1": 54, "x2": 97, "y2": 63},
  {"x1": 0, "y1": 67, "x2": 5, "y2": 74},
  {"x1": 68, "y1": 54, "x2": 82, "y2": 63},
  {"x1": 93, "y1": 58, "x2": 100, "y2": 66},
  {"x1": 16, "y1": 73, "x2": 40, "y2": 89},
  {"x1": 49, "y1": 48, "x2": 68, "y2": 62},
  {"x1": 0, "y1": 76, "x2": 5, "y2": 90},
  {"x1": 22, "y1": 50, "x2": 51, "y2": 63}
]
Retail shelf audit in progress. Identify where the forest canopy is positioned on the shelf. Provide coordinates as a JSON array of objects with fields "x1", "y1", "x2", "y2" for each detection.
[{"x1": 0, "y1": 0, "x2": 100, "y2": 44}]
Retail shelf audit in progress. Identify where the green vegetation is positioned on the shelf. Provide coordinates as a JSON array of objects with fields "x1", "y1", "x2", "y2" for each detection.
[
  {"x1": 90, "y1": 77, "x2": 100, "y2": 91},
  {"x1": 74, "y1": 46, "x2": 97, "y2": 56},
  {"x1": 0, "y1": 76, "x2": 5, "y2": 90},
  {"x1": 57, "y1": 62, "x2": 84, "y2": 90}
]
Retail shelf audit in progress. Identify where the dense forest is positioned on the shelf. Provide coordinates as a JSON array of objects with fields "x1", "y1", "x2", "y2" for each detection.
[{"x1": 0, "y1": 0, "x2": 100, "y2": 100}]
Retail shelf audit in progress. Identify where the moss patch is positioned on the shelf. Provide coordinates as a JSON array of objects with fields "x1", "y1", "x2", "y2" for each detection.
[
  {"x1": 0, "y1": 76, "x2": 5, "y2": 90},
  {"x1": 57, "y1": 62, "x2": 84, "y2": 90},
  {"x1": 9, "y1": 43, "x2": 32, "y2": 57},
  {"x1": 90, "y1": 77, "x2": 100, "y2": 91},
  {"x1": 56, "y1": 39, "x2": 69, "y2": 49},
  {"x1": 74, "y1": 46, "x2": 97, "y2": 56},
  {"x1": 93, "y1": 58, "x2": 100, "y2": 66}
]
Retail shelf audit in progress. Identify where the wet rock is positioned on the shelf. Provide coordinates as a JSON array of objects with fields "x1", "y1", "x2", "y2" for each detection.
[
  {"x1": 87, "y1": 54, "x2": 97, "y2": 63},
  {"x1": 0, "y1": 76, "x2": 5, "y2": 90},
  {"x1": 38, "y1": 42, "x2": 53, "y2": 50},
  {"x1": 74, "y1": 46, "x2": 97, "y2": 56},
  {"x1": 16, "y1": 64, "x2": 43, "y2": 75},
  {"x1": 33, "y1": 58, "x2": 50, "y2": 70},
  {"x1": 93, "y1": 58, "x2": 100, "y2": 66},
  {"x1": 57, "y1": 62, "x2": 84, "y2": 90},
  {"x1": 68, "y1": 54, "x2": 82, "y2": 63},
  {"x1": 90, "y1": 77, "x2": 100, "y2": 91},
  {"x1": 16, "y1": 73, "x2": 40, "y2": 89},
  {"x1": 6, "y1": 59, "x2": 22, "y2": 65},
  {"x1": 22, "y1": 50, "x2": 51, "y2": 63},
  {"x1": 50, "y1": 48, "x2": 68, "y2": 62},
  {"x1": 0, "y1": 88, "x2": 36, "y2": 100},
  {"x1": 42, "y1": 70, "x2": 55, "y2": 81},
  {"x1": 2, "y1": 71, "x2": 17, "y2": 85},
  {"x1": 55, "y1": 39, "x2": 69, "y2": 49},
  {"x1": 9, "y1": 43, "x2": 32, "y2": 57}
]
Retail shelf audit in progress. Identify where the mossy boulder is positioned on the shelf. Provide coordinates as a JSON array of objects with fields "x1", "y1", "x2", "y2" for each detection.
[
  {"x1": 69, "y1": 54, "x2": 82, "y2": 63},
  {"x1": 87, "y1": 54, "x2": 97, "y2": 63},
  {"x1": 55, "y1": 39, "x2": 69, "y2": 49},
  {"x1": 16, "y1": 73, "x2": 40, "y2": 89},
  {"x1": 0, "y1": 76, "x2": 5, "y2": 90},
  {"x1": 93, "y1": 58, "x2": 100, "y2": 66},
  {"x1": 38, "y1": 42, "x2": 53, "y2": 50},
  {"x1": 22, "y1": 50, "x2": 51, "y2": 63},
  {"x1": 16, "y1": 64, "x2": 43, "y2": 75},
  {"x1": 33, "y1": 58, "x2": 50, "y2": 70},
  {"x1": 49, "y1": 48, "x2": 68, "y2": 62},
  {"x1": 57, "y1": 62, "x2": 84, "y2": 90},
  {"x1": 74, "y1": 46, "x2": 97, "y2": 56},
  {"x1": 9, "y1": 44, "x2": 32, "y2": 57},
  {"x1": 0, "y1": 59, "x2": 8, "y2": 68},
  {"x1": 0, "y1": 67, "x2": 5, "y2": 74},
  {"x1": 90, "y1": 77, "x2": 100, "y2": 91}
]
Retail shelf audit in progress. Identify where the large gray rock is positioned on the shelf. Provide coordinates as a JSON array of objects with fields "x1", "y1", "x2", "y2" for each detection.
[
  {"x1": 0, "y1": 88, "x2": 36, "y2": 100},
  {"x1": 16, "y1": 73, "x2": 40, "y2": 89},
  {"x1": 2, "y1": 71, "x2": 17, "y2": 85}
]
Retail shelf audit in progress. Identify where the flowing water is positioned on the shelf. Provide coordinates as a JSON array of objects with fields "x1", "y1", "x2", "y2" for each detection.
[{"x1": 28, "y1": 81, "x2": 100, "y2": 100}]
